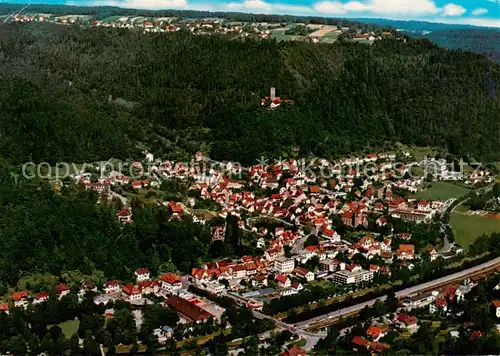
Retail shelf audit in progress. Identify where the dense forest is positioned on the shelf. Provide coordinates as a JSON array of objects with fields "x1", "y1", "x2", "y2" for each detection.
[
  {"x1": 0, "y1": 168, "x2": 252, "y2": 288},
  {"x1": 421, "y1": 29, "x2": 500, "y2": 64},
  {"x1": 0, "y1": 22, "x2": 499, "y2": 166}
]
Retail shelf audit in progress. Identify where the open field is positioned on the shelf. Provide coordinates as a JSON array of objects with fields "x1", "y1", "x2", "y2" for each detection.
[
  {"x1": 450, "y1": 211, "x2": 500, "y2": 250},
  {"x1": 415, "y1": 182, "x2": 470, "y2": 200},
  {"x1": 50, "y1": 319, "x2": 79, "y2": 339},
  {"x1": 396, "y1": 144, "x2": 439, "y2": 161}
]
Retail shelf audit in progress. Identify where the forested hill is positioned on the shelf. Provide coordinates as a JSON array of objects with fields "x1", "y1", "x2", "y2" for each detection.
[
  {"x1": 421, "y1": 29, "x2": 500, "y2": 64},
  {"x1": 0, "y1": 22, "x2": 499, "y2": 165}
]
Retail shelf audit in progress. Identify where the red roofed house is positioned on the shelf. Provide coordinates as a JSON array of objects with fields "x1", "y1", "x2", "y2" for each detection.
[
  {"x1": 12, "y1": 291, "x2": 28, "y2": 308},
  {"x1": 395, "y1": 314, "x2": 418, "y2": 331},
  {"x1": 398, "y1": 232, "x2": 412, "y2": 240},
  {"x1": 161, "y1": 273, "x2": 183, "y2": 294},
  {"x1": 33, "y1": 291, "x2": 49, "y2": 304},
  {"x1": 390, "y1": 197, "x2": 406, "y2": 209},
  {"x1": 212, "y1": 226, "x2": 226, "y2": 241},
  {"x1": 135, "y1": 268, "x2": 150, "y2": 282},
  {"x1": 293, "y1": 267, "x2": 315, "y2": 282},
  {"x1": 417, "y1": 200, "x2": 432, "y2": 211},
  {"x1": 282, "y1": 346, "x2": 307, "y2": 356},
  {"x1": 0, "y1": 303, "x2": 9, "y2": 314},
  {"x1": 122, "y1": 283, "x2": 142, "y2": 301},
  {"x1": 426, "y1": 247, "x2": 438, "y2": 261},
  {"x1": 166, "y1": 295, "x2": 214, "y2": 324},
  {"x1": 168, "y1": 201, "x2": 183, "y2": 216},
  {"x1": 231, "y1": 264, "x2": 247, "y2": 279},
  {"x1": 276, "y1": 274, "x2": 291, "y2": 288},
  {"x1": 491, "y1": 300, "x2": 500, "y2": 318},
  {"x1": 354, "y1": 212, "x2": 368, "y2": 228},
  {"x1": 104, "y1": 280, "x2": 121, "y2": 294},
  {"x1": 430, "y1": 297, "x2": 448, "y2": 314},
  {"x1": 131, "y1": 180, "x2": 147, "y2": 189},
  {"x1": 397, "y1": 244, "x2": 415, "y2": 260},
  {"x1": 56, "y1": 283, "x2": 71, "y2": 299},
  {"x1": 292, "y1": 281, "x2": 304, "y2": 291},
  {"x1": 352, "y1": 336, "x2": 369, "y2": 350},
  {"x1": 367, "y1": 153, "x2": 377, "y2": 162},
  {"x1": 309, "y1": 186, "x2": 320, "y2": 195},
  {"x1": 322, "y1": 225, "x2": 340, "y2": 242},
  {"x1": 471, "y1": 331, "x2": 483, "y2": 340},
  {"x1": 366, "y1": 326, "x2": 386, "y2": 341},
  {"x1": 117, "y1": 208, "x2": 132, "y2": 224},
  {"x1": 370, "y1": 342, "x2": 390, "y2": 353},
  {"x1": 138, "y1": 280, "x2": 157, "y2": 295},
  {"x1": 342, "y1": 211, "x2": 354, "y2": 226},
  {"x1": 376, "y1": 216, "x2": 387, "y2": 227}
]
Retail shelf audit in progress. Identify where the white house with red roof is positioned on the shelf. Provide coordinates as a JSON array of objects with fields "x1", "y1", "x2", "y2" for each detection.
[
  {"x1": 135, "y1": 268, "x2": 150, "y2": 282},
  {"x1": 417, "y1": 200, "x2": 432, "y2": 211},
  {"x1": 122, "y1": 283, "x2": 142, "y2": 301},
  {"x1": 117, "y1": 208, "x2": 132, "y2": 224},
  {"x1": 275, "y1": 274, "x2": 291, "y2": 288},
  {"x1": 293, "y1": 267, "x2": 315, "y2": 282},
  {"x1": 429, "y1": 297, "x2": 448, "y2": 314},
  {"x1": 291, "y1": 281, "x2": 304, "y2": 292},
  {"x1": 33, "y1": 291, "x2": 49, "y2": 304},
  {"x1": 492, "y1": 300, "x2": 500, "y2": 318},
  {"x1": 376, "y1": 216, "x2": 387, "y2": 226},
  {"x1": 426, "y1": 247, "x2": 439, "y2": 261},
  {"x1": 322, "y1": 225, "x2": 340, "y2": 242},
  {"x1": 394, "y1": 314, "x2": 418, "y2": 331},
  {"x1": 231, "y1": 264, "x2": 247, "y2": 279},
  {"x1": 12, "y1": 291, "x2": 28, "y2": 308},
  {"x1": 104, "y1": 280, "x2": 121, "y2": 294},
  {"x1": 168, "y1": 201, "x2": 183, "y2": 216},
  {"x1": 56, "y1": 283, "x2": 70, "y2": 299},
  {"x1": 397, "y1": 244, "x2": 415, "y2": 260},
  {"x1": 160, "y1": 273, "x2": 183, "y2": 294}
]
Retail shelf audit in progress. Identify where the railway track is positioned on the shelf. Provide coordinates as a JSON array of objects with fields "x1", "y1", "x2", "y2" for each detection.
[{"x1": 298, "y1": 257, "x2": 500, "y2": 331}]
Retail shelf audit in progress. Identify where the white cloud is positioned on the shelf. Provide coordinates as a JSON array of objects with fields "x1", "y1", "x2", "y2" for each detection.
[
  {"x1": 471, "y1": 8, "x2": 488, "y2": 16},
  {"x1": 314, "y1": 1, "x2": 348, "y2": 14},
  {"x1": 344, "y1": 1, "x2": 370, "y2": 11},
  {"x1": 243, "y1": 0, "x2": 268, "y2": 9},
  {"x1": 82, "y1": 0, "x2": 189, "y2": 9},
  {"x1": 443, "y1": 3, "x2": 466, "y2": 16},
  {"x1": 436, "y1": 16, "x2": 500, "y2": 28},
  {"x1": 314, "y1": 0, "x2": 440, "y2": 16},
  {"x1": 222, "y1": 0, "x2": 314, "y2": 14},
  {"x1": 370, "y1": 0, "x2": 440, "y2": 15}
]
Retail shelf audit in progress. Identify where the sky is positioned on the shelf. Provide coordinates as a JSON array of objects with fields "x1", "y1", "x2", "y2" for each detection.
[{"x1": 4, "y1": 0, "x2": 500, "y2": 27}]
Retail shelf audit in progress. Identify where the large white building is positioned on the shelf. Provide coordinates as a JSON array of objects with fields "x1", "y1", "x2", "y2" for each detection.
[
  {"x1": 332, "y1": 269, "x2": 373, "y2": 285},
  {"x1": 403, "y1": 291, "x2": 436, "y2": 310},
  {"x1": 274, "y1": 256, "x2": 295, "y2": 274},
  {"x1": 202, "y1": 281, "x2": 225, "y2": 295}
]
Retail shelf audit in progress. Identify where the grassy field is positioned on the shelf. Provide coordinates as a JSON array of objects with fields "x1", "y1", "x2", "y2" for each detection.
[
  {"x1": 50, "y1": 319, "x2": 79, "y2": 339},
  {"x1": 450, "y1": 211, "x2": 500, "y2": 250},
  {"x1": 270, "y1": 30, "x2": 295, "y2": 42},
  {"x1": 415, "y1": 182, "x2": 470, "y2": 200},
  {"x1": 396, "y1": 144, "x2": 439, "y2": 161}
]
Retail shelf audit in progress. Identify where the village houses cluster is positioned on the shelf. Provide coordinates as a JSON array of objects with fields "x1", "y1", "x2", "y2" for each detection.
[
  {"x1": 350, "y1": 277, "x2": 500, "y2": 354},
  {"x1": 63, "y1": 150, "x2": 483, "y2": 303}
]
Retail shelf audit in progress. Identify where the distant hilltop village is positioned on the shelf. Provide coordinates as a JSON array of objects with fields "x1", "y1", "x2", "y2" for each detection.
[{"x1": 4, "y1": 13, "x2": 399, "y2": 45}]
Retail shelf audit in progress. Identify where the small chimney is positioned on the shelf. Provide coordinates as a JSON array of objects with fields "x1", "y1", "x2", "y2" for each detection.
[{"x1": 270, "y1": 87, "x2": 276, "y2": 101}]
